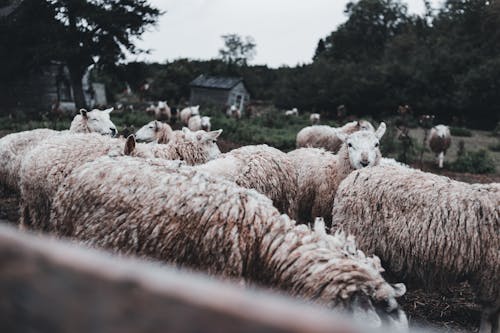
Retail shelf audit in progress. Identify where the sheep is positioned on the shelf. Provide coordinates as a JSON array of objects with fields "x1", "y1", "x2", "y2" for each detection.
[
  {"x1": 201, "y1": 116, "x2": 211, "y2": 131},
  {"x1": 154, "y1": 101, "x2": 171, "y2": 122},
  {"x1": 288, "y1": 122, "x2": 386, "y2": 224},
  {"x1": 194, "y1": 144, "x2": 298, "y2": 218},
  {"x1": 310, "y1": 113, "x2": 320, "y2": 125},
  {"x1": 330, "y1": 166, "x2": 500, "y2": 333},
  {"x1": 284, "y1": 108, "x2": 299, "y2": 116},
  {"x1": 227, "y1": 105, "x2": 242, "y2": 119},
  {"x1": 19, "y1": 129, "x2": 222, "y2": 232},
  {"x1": 428, "y1": 124, "x2": 451, "y2": 168},
  {"x1": 179, "y1": 105, "x2": 200, "y2": 125},
  {"x1": 188, "y1": 115, "x2": 202, "y2": 131},
  {"x1": 135, "y1": 120, "x2": 174, "y2": 143},
  {"x1": 50, "y1": 155, "x2": 408, "y2": 329},
  {"x1": 296, "y1": 120, "x2": 374, "y2": 153},
  {"x1": 69, "y1": 108, "x2": 117, "y2": 136},
  {"x1": 0, "y1": 129, "x2": 59, "y2": 194}
]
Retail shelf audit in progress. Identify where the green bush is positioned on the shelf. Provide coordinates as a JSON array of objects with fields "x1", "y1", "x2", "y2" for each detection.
[
  {"x1": 488, "y1": 139, "x2": 500, "y2": 152},
  {"x1": 450, "y1": 126, "x2": 473, "y2": 137},
  {"x1": 492, "y1": 122, "x2": 500, "y2": 137},
  {"x1": 450, "y1": 150, "x2": 495, "y2": 174}
]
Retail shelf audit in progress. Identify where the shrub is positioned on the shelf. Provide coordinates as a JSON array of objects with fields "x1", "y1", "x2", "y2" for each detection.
[
  {"x1": 488, "y1": 139, "x2": 500, "y2": 152},
  {"x1": 450, "y1": 126, "x2": 473, "y2": 137},
  {"x1": 450, "y1": 149, "x2": 496, "y2": 174}
]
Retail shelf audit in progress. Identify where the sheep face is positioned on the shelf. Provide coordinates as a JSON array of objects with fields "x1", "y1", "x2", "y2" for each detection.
[
  {"x1": 182, "y1": 127, "x2": 222, "y2": 160},
  {"x1": 343, "y1": 123, "x2": 386, "y2": 169},
  {"x1": 201, "y1": 116, "x2": 211, "y2": 131},
  {"x1": 81, "y1": 108, "x2": 117, "y2": 137},
  {"x1": 433, "y1": 124, "x2": 450, "y2": 139},
  {"x1": 158, "y1": 101, "x2": 168, "y2": 109},
  {"x1": 135, "y1": 121, "x2": 159, "y2": 142}
]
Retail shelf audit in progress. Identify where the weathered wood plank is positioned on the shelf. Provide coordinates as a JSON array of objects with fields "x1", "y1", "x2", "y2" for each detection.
[{"x1": 0, "y1": 224, "x2": 362, "y2": 333}]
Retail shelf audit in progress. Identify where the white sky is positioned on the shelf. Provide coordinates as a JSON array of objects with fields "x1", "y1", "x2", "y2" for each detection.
[{"x1": 132, "y1": 0, "x2": 443, "y2": 68}]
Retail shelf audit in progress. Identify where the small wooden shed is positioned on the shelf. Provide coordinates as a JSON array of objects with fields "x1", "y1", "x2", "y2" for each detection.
[{"x1": 189, "y1": 75, "x2": 250, "y2": 112}]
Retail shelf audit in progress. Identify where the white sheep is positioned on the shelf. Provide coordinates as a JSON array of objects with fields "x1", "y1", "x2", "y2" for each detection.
[
  {"x1": 154, "y1": 101, "x2": 171, "y2": 122},
  {"x1": 331, "y1": 166, "x2": 500, "y2": 333},
  {"x1": 179, "y1": 105, "x2": 200, "y2": 125},
  {"x1": 19, "y1": 129, "x2": 222, "y2": 232},
  {"x1": 188, "y1": 115, "x2": 202, "y2": 131},
  {"x1": 310, "y1": 113, "x2": 320, "y2": 125},
  {"x1": 428, "y1": 124, "x2": 451, "y2": 168},
  {"x1": 284, "y1": 108, "x2": 298, "y2": 116},
  {"x1": 296, "y1": 120, "x2": 374, "y2": 153},
  {"x1": 0, "y1": 129, "x2": 59, "y2": 193},
  {"x1": 50, "y1": 155, "x2": 408, "y2": 329},
  {"x1": 200, "y1": 116, "x2": 211, "y2": 131},
  {"x1": 226, "y1": 105, "x2": 241, "y2": 119},
  {"x1": 69, "y1": 108, "x2": 117, "y2": 136},
  {"x1": 288, "y1": 122, "x2": 386, "y2": 224},
  {"x1": 135, "y1": 121, "x2": 174, "y2": 143},
  {"x1": 194, "y1": 144, "x2": 298, "y2": 218}
]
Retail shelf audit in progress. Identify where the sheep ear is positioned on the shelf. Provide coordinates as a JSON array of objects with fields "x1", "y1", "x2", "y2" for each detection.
[
  {"x1": 80, "y1": 109, "x2": 88, "y2": 119},
  {"x1": 392, "y1": 283, "x2": 406, "y2": 297},
  {"x1": 375, "y1": 122, "x2": 386, "y2": 139},
  {"x1": 208, "y1": 129, "x2": 223, "y2": 140},
  {"x1": 124, "y1": 135, "x2": 136, "y2": 156},
  {"x1": 103, "y1": 107, "x2": 114, "y2": 114}
]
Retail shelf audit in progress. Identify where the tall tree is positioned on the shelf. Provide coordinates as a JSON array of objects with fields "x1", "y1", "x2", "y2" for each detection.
[
  {"x1": 45, "y1": 0, "x2": 161, "y2": 108},
  {"x1": 218, "y1": 34, "x2": 256, "y2": 66}
]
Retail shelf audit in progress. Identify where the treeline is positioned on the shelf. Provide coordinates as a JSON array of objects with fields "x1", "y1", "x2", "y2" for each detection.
[{"x1": 94, "y1": 0, "x2": 500, "y2": 129}]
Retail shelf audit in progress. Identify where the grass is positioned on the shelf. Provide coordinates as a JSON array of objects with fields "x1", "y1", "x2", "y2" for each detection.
[{"x1": 450, "y1": 126, "x2": 473, "y2": 137}]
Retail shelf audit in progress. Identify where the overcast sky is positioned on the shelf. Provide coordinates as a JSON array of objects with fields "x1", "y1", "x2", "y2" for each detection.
[{"x1": 132, "y1": 0, "x2": 442, "y2": 68}]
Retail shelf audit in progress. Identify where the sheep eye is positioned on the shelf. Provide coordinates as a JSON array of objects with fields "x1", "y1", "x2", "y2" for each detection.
[
  {"x1": 212, "y1": 140, "x2": 217, "y2": 143},
  {"x1": 375, "y1": 142, "x2": 379, "y2": 148},
  {"x1": 347, "y1": 143, "x2": 353, "y2": 148}
]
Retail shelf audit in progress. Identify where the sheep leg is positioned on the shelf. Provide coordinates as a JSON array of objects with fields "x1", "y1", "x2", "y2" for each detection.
[
  {"x1": 479, "y1": 308, "x2": 494, "y2": 333},
  {"x1": 438, "y1": 152, "x2": 444, "y2": 169}
]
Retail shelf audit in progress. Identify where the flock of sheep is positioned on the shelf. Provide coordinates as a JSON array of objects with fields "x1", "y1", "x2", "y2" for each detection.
[{"x1": 0, "y1": 106, "x2": 498, "y2": 332}]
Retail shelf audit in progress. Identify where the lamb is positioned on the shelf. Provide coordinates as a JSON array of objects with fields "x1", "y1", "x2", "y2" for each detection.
[
  {"x1": 179, "y1": 105, "x2": 200, "y2": 125},
  {"x1": 296, "y1": 120, "x2": 374, "y2": 153},
  {"x1": 69, "y1": 108, "x2": 117, "y2": 136},
  {"x1": 227, "y1": 105, "x2": 242, "y2": 119},
  {"x1": 19, "y1": 129, "x2": 222, "y2": 232},
  {"x1": 188, "y1": 115, "x2": 202, "y2": 131},
  {"x1": 288, "y1": 122, "x2": 386, "y2": 224},
  {"x1": 284, "y1": 108, "x2": 298, "y2": 116},
  {"x1": 194, "y1": 145, "x2": 298, "y2": 218},
  {"x1": 428, "y1": 124, "x2": 451, "y2": 168},
  {"x1": 310, "y1": 113, "x2": 320, "y2": 125},
  {"x1": 330, "y1": 166, "x2": 500, "y2": 333},
  {"x1": 50, "y1": 155, "x2": 408, "y2": 329},
  {"x1": 135, "y1": 120, "x2": 174, "y2": 143}
]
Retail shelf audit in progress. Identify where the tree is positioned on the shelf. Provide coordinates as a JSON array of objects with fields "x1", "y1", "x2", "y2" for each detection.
[
  {"x1": 313, "y1": 39, "x2": 326, "y2": 60},
  {"x1": 46, "y1": 0, "x2": 162, "y2": 108},
  {"x1": 218, "y1": 34, "x2": 256, "y2": 66}
]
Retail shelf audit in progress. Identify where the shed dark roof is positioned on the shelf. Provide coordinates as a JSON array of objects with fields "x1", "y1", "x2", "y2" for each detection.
[{"x1": 190, "y1": 75, "x2": 243, "y2": 90}]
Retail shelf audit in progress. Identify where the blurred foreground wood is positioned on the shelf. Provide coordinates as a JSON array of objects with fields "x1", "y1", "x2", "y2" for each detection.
[{"x1": 0, "y1": 223, "x2": 363, "y2": 333}]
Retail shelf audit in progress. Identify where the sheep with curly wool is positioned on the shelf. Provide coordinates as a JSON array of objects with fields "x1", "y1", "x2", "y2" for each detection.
[
  {"x1": 288, "y1": 122, "x2": 386, "y2": 224},
  {"x1": 194, "y1": 144, "x2": 298, "y2": 218},
  {"x1": 0, "y1": 129, "x2": 59, "y2": 194},
  {"x1": 428, "y1": 124, "x2": 451, "y2": 168},
  {"x1": 310, "y1": 113, "x2": 320, "y2": 125},
  {"x1": 50, "y1": 155, "x2": 408, "y2": 329},
  {"x1": 19, "y1": 129, "x2": 222, "y2": 232},
  {"x1": 179, "y1": 105, "x2": 200, "y2": 125},
  {"x1": 296, "y1": 120, "x2": 374, "y2": 153},
  {"x1": 331, "y1": 166, "x2": 500, "y2": 333},
  {"x1": 69, "y1": 108, "x2": 117, "y2": 136},
  {"x1": 135, "y1": 120, "x2": 174, "y2": 143}
]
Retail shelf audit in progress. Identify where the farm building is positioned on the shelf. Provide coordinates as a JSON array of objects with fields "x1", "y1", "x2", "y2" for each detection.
[{"x1": 189, "y1": 74, "x2": 250, "y2": 112}]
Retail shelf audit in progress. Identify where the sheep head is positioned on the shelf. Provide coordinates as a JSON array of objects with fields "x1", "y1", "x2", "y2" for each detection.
[
  {"x1": 79, "y1": 108, "x2": 117, "y2": 137},
  {"x1": 338, "y1": 122, "x2": 386, "y2": 169}
]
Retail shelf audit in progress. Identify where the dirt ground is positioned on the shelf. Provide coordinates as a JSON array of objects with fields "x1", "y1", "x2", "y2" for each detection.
[{"x1": 0, "y1": 129, "x2": 498, "y2": 333}]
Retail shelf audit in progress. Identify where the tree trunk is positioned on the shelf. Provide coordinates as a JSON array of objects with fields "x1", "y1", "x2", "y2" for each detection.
[{"x1": 68, "y1": 64, "x2": 87, "y2": 110}]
